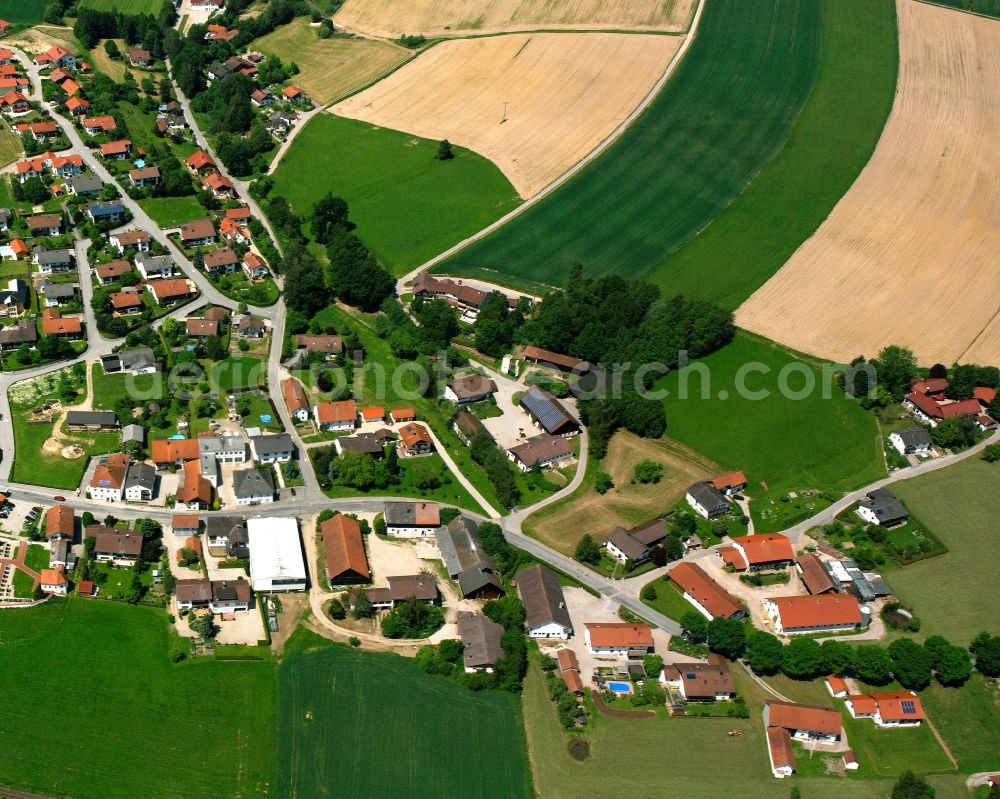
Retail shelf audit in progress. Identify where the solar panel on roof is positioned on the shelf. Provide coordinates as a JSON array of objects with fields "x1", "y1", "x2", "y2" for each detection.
[
  {"x1": 521, "y1": 388, "x2": 568, "y2": 432},
  {"x1": 901, "y1": 700, "x2": 916, "y2": 714}
]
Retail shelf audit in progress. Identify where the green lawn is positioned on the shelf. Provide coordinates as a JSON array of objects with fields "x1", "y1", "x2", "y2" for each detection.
[
  {"x1": 90, "y1": 363, "x2": 165, "y2": 408},
  {"x1": 0, "y1": 127, "x2": 22, "y2": 170},
  {"x1": 522, "y1": 658, "x2": 890, "y2": 799},
  {"x1": 23, "y1": 543, "x2": 49, "y2": 572},
  {"x1": 210, "y1": 355, "x2": 266, "y2": 392},
  {"x1": 0, "y1": 598, "x2": 276, "y2": 799},
  {"x1": 271, "y1": 114, "x2": 520, "y2": 275},
  {"x1": 0, "y1": 0, "x2": 46, "y2": 24},
  {"x1": 138, "y1": 196, "x2": 207, "y2": 229},
  {"x1": 78, "y1": 0, "x2": 162, "y2": 10},
  {"x1": 437, "y1": 0, "x2": 898, "y2": 307},
  {"x1": 12, "y1": 567, "x2": 35, "y2": 597},
  {"x1": 641, "y1": 576, "x2": 698, "y2": 623},
  {"x1": 887, "y1": 458, "x2": 1000, "y2": 643},
  {"x1": 919, "y1": 675, "x2": 1000, "y2": 774},
  {"x1": 657, "y1": 333, "x2": 884, "y2": 498},
  {"x1": 278, "y1": 642, "x2": 533, "y2": 799}
]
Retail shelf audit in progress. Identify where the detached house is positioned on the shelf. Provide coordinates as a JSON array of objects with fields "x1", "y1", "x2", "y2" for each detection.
[
  {"x1": 584, "y1": 623, "x2": 653, "y2": 656},
  {"x1": 314, "y1": 399, "x2": 357, "y2": 432},
  {"x1": 282, "y1": 378, "x2": 309, "y2": 422},
  {"x1": 41, "y1": 308, "x2": 82, "y2": 338},
  {"x1": 34, "y1": 45, "x2": 76, "y2": 70},
  {"x1": 720, "y1": 533, "x2": 795, "y2": 572},
  {"x1": 604, "y1": 518, "x2": 668, "y2": 566},
  {"x1": 889, "y1": 427, "x2": 933, "y2": 456},
  {"x1": 134, "y1": 252, "x2": 175, "y2": 280},
  {"x1": 363, "y1": 575, "x2": 438, "y2": 610},
  {"x1": 40, "y1": 281, "x2": 76, "y2": 307},
  {"x1": 0, "y1": 90, "x2": 28, "y2": 116},
  {"x1": 91, "y1": 527, "x2": 143, "y2": 564},
  {"x1": 233, "y1": 467, "x2": 274, "y2": 506},
  {"x1": 126, "y1": 48, "x2": 152, "y2": 67},
  {"x1": 242, "y1": 251, "x2": 269, "y2": 279},
  {"x1": 110, "y1": 290, "x2": 143, "y2": 315},
  {"x1": 206, "y1": 515, "x2": 248, "y2": 558},
  {"x1": 445, "y1": 375, "x2": 496, "y2": 404},
  {"x1": 856, "y1": 488, "x2": 909, "y2": 527},
  {"x1": 764, "y1": 594, "x2": 864, "y2": 635},
  {"x1": 85, "y1": 200, "x2": 126, "y2": 224},
  {"x1": 203, "y1": 247, "x2": 239, "y2": 274},
  {"x1": 249, "y1": 433, "x2": 295, "y2": 464},
  {"x1": 27, "y1": 213, "x2": 62, "y2": 236},
  {"x1": 685, "y1": 481, "x2": 730, "y2": 519},
  {"x1": 65, "y1": 175, "x2": 104, "y2": 197},
  {"x1": 383, "y1": 501, "x2": 440, "y2": 538},
  {"x1": 83, "y1": 115, "x2": 117, "y2": 135},
  {"x1": 110, "y1": 229, "x2": 151, "y2": 255},
  {"x1": 398, "y1": 422, "x2": 434, "y2": 456},
  {"x1": 508, "y1": 434, "x2": 573, "y2": 473},
  {"x1": 186, "y1": 150, "x2": 217, "y2": 175},
  {"x1": 33, "y1": 246, "x2": 73, "y2": 274},
  {"x1": 516, "y1": 563, "x2": 573, "y2": 639},
  {"x1": 845, "y1": 692, "x2": 924, "y2": 728},
  {"x1": 147, "y1": 278, "x2": 195, "y2": 306},
  {"x1": 180, "y1": 218, "x2": 216, "y2": 247},
  {"x1": 203, "y1": 172, "x2": 235, "y2": 199},
  {"x1": 98, "y1": 140, "x2": 132, "y2": 160},
  {"x1": 128, "y1": 165, "x2": 160, "y2": 187}
]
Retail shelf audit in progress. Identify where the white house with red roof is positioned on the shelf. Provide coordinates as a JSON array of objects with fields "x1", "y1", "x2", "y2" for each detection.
[{"x1": 845, "y1": 691, "x2": 924, "y2": 728}]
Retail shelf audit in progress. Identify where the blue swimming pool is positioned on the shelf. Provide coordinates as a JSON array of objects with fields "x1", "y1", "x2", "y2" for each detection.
[{"x1": 608, "y1": 681, "x2": 633, "y2": 693}]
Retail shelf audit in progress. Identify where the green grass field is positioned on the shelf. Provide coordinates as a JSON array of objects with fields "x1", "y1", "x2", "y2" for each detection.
[
  {"x1": 919, "y1": 675, "x2": 1000, "y2": 774},
  {"x1": 271, "y1": 114, "x2": 520, "y2": 274},
  {"x1": 0, "y1": 0, "x2": 46, "y2": 24},
  {"x1": 887, "y1": 458, "x2": 1000, "y2": 644},
  {"x1": 138, "y1": 196, "x2": 207, "y2": 229},
  {"x1": 0, "y1": 599, "x2": 276, "y2": 799},
  {"x1": 90, "y1": 364, "x2": 165, "y2": 408},
  {"x1": 657, "y1": 333, "x2": 884, "y2": 498},
  {"x1": 210, "y1": 354, "x2": 266, "y2": 392},
  {"x1": 78, "y1": 0, "x2": 163, "y2": 12},
  {"x1": 641, "y1": 576, "x2": 698, "y2": 622},
  {"x1": 278, "y1": 644, "x2": 533, "y2": 799},
  {"x1": 437, "y1": 0, "x2": 898, "y2": 307}
]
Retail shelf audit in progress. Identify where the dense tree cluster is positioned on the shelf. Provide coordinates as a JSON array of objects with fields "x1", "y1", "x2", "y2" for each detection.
[
  {"x1": 472, "y1": 292, "x2": 530, "y2": 358},
  {"x1": 469, "y1": 430, "x2": 519, "y2": 510},
  {"x1": 74, "y1": 1, "x2": 176, "y2": 52},
  {"x1": 381, "y1": 595, "x2": 444, "y2": 639}
]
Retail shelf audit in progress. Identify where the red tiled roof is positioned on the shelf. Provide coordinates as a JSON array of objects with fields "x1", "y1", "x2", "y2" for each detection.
[
  {"x1": 731, "y1": 533, "x2": 794, "y2": 565},
  {"x1": 669, "y1": 562, "x2": 744, "y2": 619},
  {"x1": 96, "y1": 260, "x2": 131, "y2": 279},
  {"x1": 282, "y1": 85, "x2": 303, "y2": 98},
  {"x1": 83, "y1": 115, "x2": 116, "y2": 131},
  {"x1": 316, "y1": 399, "x2": 357, "y2": 424},
  {"x1": 767, "y1": 701, "x2": 842, "y2": 736},
  {"x1": 825, "y1": 675, "x2": 848, "y2": 695},
  {"x1": 718, "y1": 545, "x2": 748, "y2": 570},
  {"x1": 172, "y1": 514, "x2": 200, "y2": 530},
  {"x1": 110, "y1": 291, "x2": 142, "y2": 310},
  {"x1": 399, "y1": 422, "x2": 432, "y2": 448},
  {"x1": 711, "y1": 471, "x2": 747, "y2": 491},
  {"x1": 149, "y1": 279, "x2": 192, "y2": 300},
  {"x1": 391, "y1": 407, "x2": 415, "y2": 421},
  {"x1": 869, "y1": 691, "x2": 924, "y2": 722},
  {"x1": 99, "y1": 140, "x2": 132, "y2": 156},
  {"x1": 282, "y1": 378, "x2": 308, "y2": 414},
  {"x1": 360, "y1": 406, "x2": 385, "y2": 421},
  {"x1": 585, "y1": 623, "x2": 653, "y2": 648},
  {"x1": 45, "y1": 504, "x2": 74, "y2": 537},
  {"x1": 177, "y1": 460, "x2": 212, "y2": 504},
  {"x1": 186, "y1": 149, "x2": 216, "y2": 170},
  {"x1": 974, "y1": 386, "x2": 997, "y2": 404},
  {"x1": 41, "y1": 310, "x2": 82, "y2": 335},
  {"x1": 911, "y1": 378, "x2": 948, "y2": 395},
  {"x1": 322, "y1": 514, "x2": 370, "y2": 581},
  {"x1": 767, "y1": 726, "x2": 795, "y2": 770},
  {"x1": 151, "y1": 438, "x2": 199, "y2": 463},
  {"x1": 770, "y1": 594, "x2": 862, "y2": 630},
  {"x1": 522, "y1": 345, "x2": 583, "y2": 370}
]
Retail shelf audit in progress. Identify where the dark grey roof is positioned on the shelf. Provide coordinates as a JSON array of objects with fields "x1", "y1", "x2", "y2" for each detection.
[
  {"x1": 66, "y1": 175, "x2": 103, "y2": 194},
  {"x1": 519, "y1": 386, "x2": 576, "y2": 434},
  {"x1": 687, "y1": 481, "x2": 729, "y2": 511},
  {"x1": 66, "y1": 410, "x2": 118, "y2": 426},
  {"x1": 135, "y1": 252, "x2": 174, "y2": 272},
  {"x1": 34, "y1": 248, "x2": 73, "y2": 265},
  {"x1": 516, "y1": 564, "x2": 572, "y2": 633},
  {"x1": 0, "y1": 319, "x2": 37, "y2": 347},
  {"x1": 87, "y1": 200, "x2": 125, "y2": 217},
  {"x1": 383, "y1": 501, "x2": 440, "y2": 528},
  {"x1": 0, "y1": 279, "x2": 29, "y2": 306},
  {"x1": 206, "y1": 515, "x2": 246, "y2": 539},
  {"x1": 121, "y1": 423, "x2": 145, "y2": 443},
  {"x1": 606, "y1": 526, "x2": 649, "y2": 561},
  {"x1": 119, "y1": 347, "x2": 159, "y2": 371},
  {"x1": 457, "y1": 611, "x2": 504, "y2": 669},
  {"x1": 437, "y1": 516, "x2": 494, "y2": 579},
  {"x1": 860, "y1": 488, "x2": 908, "y2": 525},
  {"x1": 124, "y1": 461, "x2": 155, "y2": 492},
  {"x1": 250, "y1": 433, "x2": 294, "y2": 456},
  {"x1": 893, "y1": 427, "x2": 932, "y2": 449},
  {"x1": 232, "y1": 467, "x2": 274, "y2": 499},
  {"x1": 458, "y1": 567, "x2": 503, "y2": 598},
  {"x1": 41, "y1": 281, "x2": 75, "y2": 299},
  {"x1": 336, "y1": 434, "x2": 382, "y2": 456}
]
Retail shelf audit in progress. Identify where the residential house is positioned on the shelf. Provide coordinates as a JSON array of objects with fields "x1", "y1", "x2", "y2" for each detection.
[
  {"x1": 764, "y1": 701, "x2": 843, "y2": 743},
  {"x1": 661, "y1": 658, "x2": 735, "y2": 701},
  {"x1": 33, "y1": 247, "x2": 73, "y2": 274},
  {"x1": 26, "y1": 121, "x2": 58, "y2": 141},
  {"x1": 889, "y1": 427, "x2": 933, "y2": 456},
  {"x1": 65, "y1": 175, "x2": 103, "y2": 197},
  {"x1": 0, "y1": 318, "x2": 36, "y2": 349},
  {"x1": 45, "y1": 505, "x2": 74, "y2": 541},
  {"x1": 685, "y1": 481, "x2": 730, "y2": 519},
  {"x1": 82, "y1": 115, "x2": 116, "y2": 135},
  {"x1": 205, "y1": 24, "x2": 239, "y2": 41},
  {"x1": 435, "y1": 516, "x2": 504, "y2": 599},
  {"x1": 363, "y1": 574, "x2": 438, "y2": 609},
  {"x1": 383, "y1": 501, "x2": 440, "y2": 538},
  {"x1": 604, "y1": 518, "x2": 668, "y2": 565},
  {"x1": 282, "y1": 378, "x2": 309, "y2": 422},
  {"x1": 508, "y1": 433, "x2": 573, "y2": 472},
  {"x1": 147, "y1": 278, "x2": 195, "y2": 306},
  {"x1": 247, "y1": 517, "x2": 306, "y2": 592},
  {"x1": 40, "y1": 566, "x2": 69, "y2": 596},
  {"x1": 457, "y1": 612, "x2": 504, "y2": 673},
  {"x1": 763, "y1": 594, "x2": 864, "y2": 635},
  {"x1": 150, "y1": 437, "x2": 199, "y2": 468},
  {"x1": 264, "y1": 110, "x2": 297, "y2": 136},
  {"x1": 91, "y1": 528, "x2": 143, "y2": 564},
  {"x1": 237, "y1": 315, "x2": 266, "y2": 338},
  {"x1": 186, "y1": 317, "x2": 218, "y2": 337},
  {"x1": 322, "y1": 514, "x2": 370, "y2": 585},
  {"x1": 203, "y1": 172, "x2": 235, "y2": 199},
  {"x1": 825, "y1": 675, "x2": 849, "y2": 698},
  {"x1": 186, "y1": 150, "x2": 216, "y2": 175},
  {"x1": 34, "y1": 45, "x2": 76, "y2": 70},
  {"x1": 519, "y1": 386, "x2": 579, "y2": 436},
  {"x1": 219, "y1": 217, "x2": 250, "y2": 244},
  {"x1": 110, "y1": 290, "x2": 144, "y2": 315},
  {"x1": 314, "y1": 399, "x2": 357, "y2": 431},
  {"x1": 242, "y1": 251, "x2": 269, "y2": 279},
  {"x1": 65, "y1": 96, "x2": 89, "y2": 116},
  {"x1": 210, "y1": 578, "x2": 251, "y2": 613},
  {"x1": 249, "y1": 433, "x2": 295, "y2": 464},
  {"x1": 126, "y1": 48, "x2": 152, "y2": 67},
  {"x1": 49, "y1": 153, "x2": 84, "y2": 177},
  {"x1": 85, "y1": 200, "x2": 126, "y2": 224},
  {"x1": 846, "y1": 692, "x2": 924, "y2": 727},
  {"x1": 398, "y1": 422, "x2": 433, "y2": 456},
  {"x1": 250, "y1": 88, "x2": 272, "y2": 107},
  {"x1": 557, "y1": 649, "x2": 585, "y2": 694},
  {"x1": 102, "y1": 347, "x2": 159, "y2": 375},
  {"x1": 49, "y1": 539, "x2": 77, "y2": 571},
  {"x1": 179, "y1": 218, "x2": 216, "y2": 247},
  {"x1": 27, "y1": 213, "x2": 62, "y2": 236},
  {"x1": 721, "y1": 533, "x2": 795, "y2": 572},
  {"x1": 0, "y1": 90, "x2": 28, "y2": 115},
  {"x1": 856, "y1": 488, "x2": 909, "y2": 527},
  {"x1": 98, "y1": 140, "x2": 132, "y2": 159},
  {"x1": 445, "y1": 375, "x2": 497, "y2": 404},
  {"x1": 89, "y1": 453, "x2": 154, "y2": 502},
  {"x1": 41, "y1": 308, "x2": 82, "y2": 337},
  {"x1": 128, "y1": 166, "x2": 160, "y2": 187},
  {"x1": 668, "y1": 562, "x2": 746, "y2": 620},
  {"x1": 233, "y1": 468, "x2": 274, "y2": 506},
  {"x1": 516, "y1": 563, "x2": 573, "y2": 639},
  {"x1": 134, "y1": 252, "x2": 174, "y2": 280},
  {"x1": 59, "y1": 78, "x2": 81, "y2": 97},
  {"x1": 0, "y1": 279, "x2": 28, "y2": 317},
  {"x1": 282, "y1": 85, "x2": 306, "y2": 102},
  {"x1": 175, "y1": 578, "x2": 212, "y2": 610},
  {"x1": 0, "y1": 207, "x2": 10, "y2": 231},
  {"x1": 453, "y1": 410, "x2": 486, "y2": 445},
  {"x1": 359, "y1": 406, "x2": 385, "y2": 425},
  {"x1": 110, "y1": 229, "x2": 151, "y2": 255},
  {"x1": 203, "y1": 247, "x2": 239, "y2": 274},
  {"x1": 712, "y1": 471, "x2": 748, "y2": 496},
  {"x1": 176, "y1": 459, "x2": 212, "y2": 510},
  {"x1": 0, "y1": 21, "x2": 9, "y2": 38},
  {"x1": 293, "y1": 333, "x2": 343, "y2": 358},
  {"x1": 583, "y1": 623, "x2": 654, "y2": 656},
  {"x1": 334, "y1": 434, "x2": 384, "y2": 458},
  {"x1": 206, "y1": 515, "x2": 248, "y2": 558},
  {"x1": 171, "y1": 514, "x2": 200, "y2": 537}
]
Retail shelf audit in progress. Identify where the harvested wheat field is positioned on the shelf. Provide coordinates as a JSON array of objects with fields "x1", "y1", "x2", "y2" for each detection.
[
  {"x1": 333, "y1": 0, "x2": 695, "y2": 38},
  {"x1": 738, "y1": 0, "x2": 1000, "y2": 366},
  {"x1": 254, "y1": 18, "x2": 410, "y2": 105},
  {"x1": 332, "y1": 33, "x2": 682, "y2": 197},
  {"x1": 524, "y1": 432, "x2": 717, "y2": 556}
]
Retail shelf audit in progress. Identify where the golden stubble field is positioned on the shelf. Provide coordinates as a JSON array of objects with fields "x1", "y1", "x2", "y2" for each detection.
[
  {"x1": 331, "y1": 32, "x2": 682, "y2": 198},
  {"x1": 333, "y1": 0, "x2": 696, "y2": 38},
  {"x1": 525, "y1": 431, "x2": 717, "y2": 556},
  {"x1": 737, "y1": 0, "x2": 1000, "y2": 366}
]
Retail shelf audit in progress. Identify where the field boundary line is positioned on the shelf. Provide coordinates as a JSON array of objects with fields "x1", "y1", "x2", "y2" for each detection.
[
  {"x1": 914, "y1": 0, "x2": 1000, "y2": 20},
  {"x1": 394, "y1": 0, "x2": 709, "y2": 289}
]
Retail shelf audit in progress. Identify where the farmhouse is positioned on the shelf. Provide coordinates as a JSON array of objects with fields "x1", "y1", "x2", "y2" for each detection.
[
  {"x1": 314, "y1": 399, "x2": 357, "y2": 431},
  {"x1": 845, "y1": 692, "x2": 924, "y2": 727},
  {"x1": 49, "y1": 541, "x2": 76, "y2": 571},
  {"x1": 516, "y1": 563, "x2": 572, "y2": 639},
  {"x1": 889, "y1": 427, "x2": 933, "y2": 455},
  {"x1": 508, "y1": 434, "x2": 573, "y2": 473},
  {"x1": 584, "y1": 623, "x2": 653, "y2": 656},
  {"x1": 384, "y1": 501, "x2": 440, "y2": 537},
  {"x1": 764, "y1": 701, "x2": 842, "y2": 743},
  {"x1": 668, "y1": 562, "x2": 746, "y2": 620},
  {"x1": 435, "y1": 516, "x2": 504, "y2": 600},
  {"x1": 391, "y1": 407, "x2": 416, "y2": 424},
  {"x1": 322, "y1": 514, "x2": 370, "y2": 585},
  {"x1": 721, "y1": 533, "x2": 795, "y2": 572},
  {"x1": 764, "y1": 594, "x2": 864, "y2": 635},
  {"x1": 247, "y1": 517, "x2": 306, "y2": 592},
  {"x1": 519, "y1": 386, "x2": 579, "y2": 436},
  {"x1": 410, "y1": 272, "x2": 517, "y2": 314},
  {"x1": 796, "y1": 553, "x2": 838, "y2": 595},
  {"x1": 91, "y1": 528, "x2": 143, "y2": 564},
  {"x1": 857, "y1": 488, "x2": 909, "y2": 527},
  {"x1": 364, "y1": 574, "x2": 438, "y2": 609},
  {"x1": 521, "y1": 346, "x2": 587, "y2": 373},
  {"x1": 457, "y1": 612, "x2": 504, "y2": 673},
  {"x1": 604, "y1": 518, "x2": 668, "y2": 565},
  {"x1": 904, "y1": 384, "x2": 994, "y2": 428},
  {"x1": 766, "y1": 726, "x2": 796, "y2": 779},
  {"x1": 445, "y1": 375, "x2": 497, "y2": 404},
  {"x1": 685, "y1": 481, "x2": 730, "y2": 519}
]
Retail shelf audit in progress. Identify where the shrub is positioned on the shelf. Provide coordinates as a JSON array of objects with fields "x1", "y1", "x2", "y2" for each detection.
[
  {"x1": 633, "y1": 459, "x2": 663, "y2": 484},
  {"x1": 567, "y1": 737, "x2": 590, "y2": 761},
  {"x1": 595, "y1": 471, "x2": 614, "y2": 494}
]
